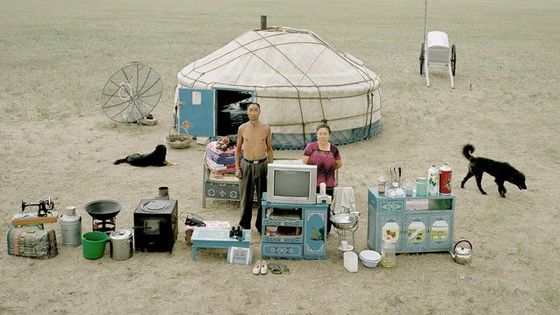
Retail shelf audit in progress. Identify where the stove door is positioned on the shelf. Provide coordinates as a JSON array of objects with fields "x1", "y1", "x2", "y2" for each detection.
[{"x1": 143, "y1": 219, "x2": 161, "y2": 235}]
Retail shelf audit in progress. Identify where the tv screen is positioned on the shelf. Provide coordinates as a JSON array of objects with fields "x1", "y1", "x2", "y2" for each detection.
[
  {"x1": 274, "y1": 170, "x2": 311, "y2": 198},
  {"x1": 267, "y1": 163, "x2": 317, "y2": 204}
]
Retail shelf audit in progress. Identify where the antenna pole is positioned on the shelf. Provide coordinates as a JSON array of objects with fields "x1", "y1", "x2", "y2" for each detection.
[{"x1": 423, "y1": 0, "x2": 428, "y2": 43}]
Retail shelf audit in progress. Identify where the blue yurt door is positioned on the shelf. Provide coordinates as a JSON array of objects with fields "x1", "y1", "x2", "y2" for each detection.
[{"x1": 177, "y1": 88, "x2": 216, "y2": 137}]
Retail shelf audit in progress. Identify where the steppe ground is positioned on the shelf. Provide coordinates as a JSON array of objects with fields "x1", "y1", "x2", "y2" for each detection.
[{"x1": 1, "y1": 0, "x2": 559, "y2": 314}]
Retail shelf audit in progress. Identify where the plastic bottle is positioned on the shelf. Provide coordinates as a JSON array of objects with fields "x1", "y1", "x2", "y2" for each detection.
[{"x1": 381, "y1": 240, "x2": 396, "y2": 268}]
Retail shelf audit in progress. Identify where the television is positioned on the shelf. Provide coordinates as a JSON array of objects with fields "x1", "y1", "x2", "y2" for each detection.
[{"x1": 267, "y1": 163, "x2": 317, "y2": 205}]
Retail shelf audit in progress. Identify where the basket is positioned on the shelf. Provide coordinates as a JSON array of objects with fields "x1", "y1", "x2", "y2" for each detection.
[
  {"x1": 165, "y1": 126, "x2": 191, "y2": 149},
  {"x1": 7, "y1": 226, "x2": 58, "y2": 259}
]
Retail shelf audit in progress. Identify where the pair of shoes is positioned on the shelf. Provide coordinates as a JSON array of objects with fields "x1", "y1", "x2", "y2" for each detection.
[
  {"x1": 269, "y1": 263, "x2": 289, "y2": 274},
  {"x1": 252, "y1": 260, "x2": 268, "y2": 275}
]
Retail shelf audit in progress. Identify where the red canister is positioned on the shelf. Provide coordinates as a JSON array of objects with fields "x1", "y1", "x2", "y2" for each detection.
[{"x1": 439, "y1": 163, "x2": 452, "y2": 194}]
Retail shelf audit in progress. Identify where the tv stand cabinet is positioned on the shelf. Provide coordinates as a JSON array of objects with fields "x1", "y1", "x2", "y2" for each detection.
[
  {"x1": 261, "y1": 196, "x2": 327, "y2": 260},
  {"x1": 368, "y1": 188, "x2": 455, "y2": 253}
]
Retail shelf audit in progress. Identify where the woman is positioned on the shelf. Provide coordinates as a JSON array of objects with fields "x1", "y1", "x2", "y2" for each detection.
[{"x1": 303, "y1": 124, "x2": 342, "y2": 234}]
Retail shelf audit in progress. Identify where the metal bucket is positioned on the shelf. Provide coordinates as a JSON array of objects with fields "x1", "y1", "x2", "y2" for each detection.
[
  {"x1": 110, "y1": 229, "x2": 133, "y2": 261},
  {"x1": 60, "y1": 206, "x2": 82, "y2": 246}
]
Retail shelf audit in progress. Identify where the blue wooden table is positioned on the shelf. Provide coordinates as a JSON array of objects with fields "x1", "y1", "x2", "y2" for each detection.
[{"x1": 191, "y1": 228, "x2": 251, "y2": 260}]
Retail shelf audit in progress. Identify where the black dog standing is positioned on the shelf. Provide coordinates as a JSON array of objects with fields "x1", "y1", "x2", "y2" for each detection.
[
  {"x1": 114, "y1": 144, "x2": 168, "y2": 167},
  {"x1": 460, "y1": 144, "x2": 527, "y2": 197}
]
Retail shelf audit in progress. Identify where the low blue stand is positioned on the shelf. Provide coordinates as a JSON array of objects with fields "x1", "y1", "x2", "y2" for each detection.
[{"x1": 191, "y1": 228, "x2": 251, "y2": 260}]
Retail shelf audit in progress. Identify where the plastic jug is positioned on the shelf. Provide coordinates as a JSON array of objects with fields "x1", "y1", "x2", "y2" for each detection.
[{"x1": 343, "y1": 251, "x2": 358, "y2": 272}]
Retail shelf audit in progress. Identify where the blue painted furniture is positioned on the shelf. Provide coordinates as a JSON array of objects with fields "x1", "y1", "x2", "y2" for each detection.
[
  {"x1": 367, "y1": 188, "x2": 455, "y2": 253},
  {"x1": 261, "y1": 195, "x2": 328, "y2": 260},
  {"x1": 202, "y1": 166, "x2": 241, "y2": 208},
  {"x1": 191, "y1": 228, "x2": 251, "y2": 260},
  {"x1": 201, "y1": 158, "x2": 300, "y2": 208}
]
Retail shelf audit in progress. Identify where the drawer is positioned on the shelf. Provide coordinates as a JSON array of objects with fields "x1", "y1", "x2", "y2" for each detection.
[
  {"x1": 262, "y1": 243, "x2": 303, "y2": 259},
  {"x1": 262, "y1": 235, "x2": 303, "y2": 243},
  {"x1": 263, "y1": 219, "x2": 303, "y2": 227},
  {"x1": 378, "y1": 200, "x2": 405, "y2": 212}
]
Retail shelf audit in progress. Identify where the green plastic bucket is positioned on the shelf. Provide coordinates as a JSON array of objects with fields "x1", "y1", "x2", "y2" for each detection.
[{"x1": 82, "y1": 231, "x2": 109, "y2": 260}]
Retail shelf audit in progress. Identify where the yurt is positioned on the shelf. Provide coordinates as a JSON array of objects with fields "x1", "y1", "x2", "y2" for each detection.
[{"x1": 175, "y1": 26, "x2": 381, "y2": 150}]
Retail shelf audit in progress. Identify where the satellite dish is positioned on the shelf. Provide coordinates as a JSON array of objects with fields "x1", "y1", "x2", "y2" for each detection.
[{"x1": 101, "y1": 62, "x2": 162, "y2": 123}]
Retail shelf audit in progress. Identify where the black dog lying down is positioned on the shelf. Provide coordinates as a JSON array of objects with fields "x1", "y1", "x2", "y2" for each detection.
[
  {"x1": 114, "y1": 144, "x2": 167, "y2": 167},
  {"x1": 460, "y1": 144, "x2": 526, "y2": 197}
]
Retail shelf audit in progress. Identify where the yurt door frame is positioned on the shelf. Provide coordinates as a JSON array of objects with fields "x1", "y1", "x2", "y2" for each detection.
[
  {"x1": 177, "y1": 88, "x2": 216, "y2": 137},
  {"x1": 177, "y1": 87, "x2": 254, "y2": 137}
]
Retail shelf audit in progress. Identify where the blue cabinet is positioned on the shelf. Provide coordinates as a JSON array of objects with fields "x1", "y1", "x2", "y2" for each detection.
[
  {"x1": 261, "y1": 197, "x2": 327, "y2": 260},
  {"x1": 367, "y1": 188, "x2": 455, "y2": 253}
]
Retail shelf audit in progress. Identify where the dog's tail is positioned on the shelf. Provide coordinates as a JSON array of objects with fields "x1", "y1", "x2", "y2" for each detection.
[
  {"x1": 113, "y1": 158, "x2": 127, "y2": 165},
  {"x1": 463, "y1": 144, "x2": 475, "y2": 160}
]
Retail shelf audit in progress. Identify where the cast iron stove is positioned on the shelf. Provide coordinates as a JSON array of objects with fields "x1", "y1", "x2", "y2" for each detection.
[{"x1": 134, "y1": 199, "x2": 178, "y2": 252}]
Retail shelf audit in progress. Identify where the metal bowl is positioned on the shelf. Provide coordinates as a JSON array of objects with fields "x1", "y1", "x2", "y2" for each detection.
[
  {"x1": 84, "y1": 199, "x2": 122, "y2": 220},
  {"x1": 330, "y1": 213, "x2": 359, "y2": 230}
]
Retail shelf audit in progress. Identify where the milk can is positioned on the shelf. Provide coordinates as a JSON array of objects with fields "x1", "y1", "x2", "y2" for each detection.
[
  {"x1": 428, "y1": 165, "x2": 439, "y2": 196},
  {"x1": 60, "y1": 206, "x2": 82, "y2": 246},
  {"x1": 110, "y1": 229, "x2": 133, "y2": 261}
]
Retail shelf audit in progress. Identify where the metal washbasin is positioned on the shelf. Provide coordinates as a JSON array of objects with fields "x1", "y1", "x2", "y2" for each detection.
[
  {"x1": 330, "y1": 213, "x2": 359, "y2": 230},
  {"x1": 85, "y1": 200, "x2": 122, "y2": 220}
]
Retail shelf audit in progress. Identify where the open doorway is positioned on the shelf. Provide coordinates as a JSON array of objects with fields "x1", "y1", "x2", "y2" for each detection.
[{"x1": 216, "y1": 89, "x2": 253, "y2": 136}]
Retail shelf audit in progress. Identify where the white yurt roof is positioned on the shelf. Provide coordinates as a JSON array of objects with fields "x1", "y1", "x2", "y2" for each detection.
[{"x1": 177, "y1": 26, "x2": 380, "y2": 98}]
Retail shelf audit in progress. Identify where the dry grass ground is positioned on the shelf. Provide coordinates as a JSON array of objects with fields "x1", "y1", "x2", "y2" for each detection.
[{"x1": 1, "y1": 0, "x2": 559, "y2": 314}]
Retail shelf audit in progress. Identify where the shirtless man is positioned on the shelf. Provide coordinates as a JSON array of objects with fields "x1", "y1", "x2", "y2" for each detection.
[{"x1": 235, "y1": 102, "x2": 273, "y2": 233}]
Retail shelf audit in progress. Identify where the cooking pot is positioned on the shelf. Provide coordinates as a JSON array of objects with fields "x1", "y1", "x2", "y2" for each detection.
[
  {"x1": 451, "y1": 239, "x2": 472, "y2": 264},
  {"x1": 110, "y1": 229, "x2": 133, "y2": 261}
]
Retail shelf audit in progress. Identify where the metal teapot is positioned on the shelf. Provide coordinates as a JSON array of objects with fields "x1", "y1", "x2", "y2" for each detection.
[{"x1": 451, "y1": 240, "x2": 472, "y2": 264}]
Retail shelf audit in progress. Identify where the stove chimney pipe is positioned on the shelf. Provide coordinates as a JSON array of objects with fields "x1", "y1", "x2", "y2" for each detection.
[
  {"x1": 260, "y1": 15, "x2": 267, "y2": 30},
  {"x1": 158, "y1": 186, "x2": 170, "y2": 199}
]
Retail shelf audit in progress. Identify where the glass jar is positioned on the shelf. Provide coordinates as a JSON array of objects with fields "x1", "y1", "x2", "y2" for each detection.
[
  {"x1": 416, "y1": 177, "x2": 428, "y2": 197},
  {"x1": 377, "y1": 176, "x2": 386, "y2": 195},
  {"x1": 381, "y1": 240, "x2": 396, "y2": 268}
]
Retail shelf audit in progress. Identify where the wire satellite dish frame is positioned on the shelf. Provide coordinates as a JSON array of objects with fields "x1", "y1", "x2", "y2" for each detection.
[{"x1": 101, "y1": 61, "x2": 163, "y2": 123}]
